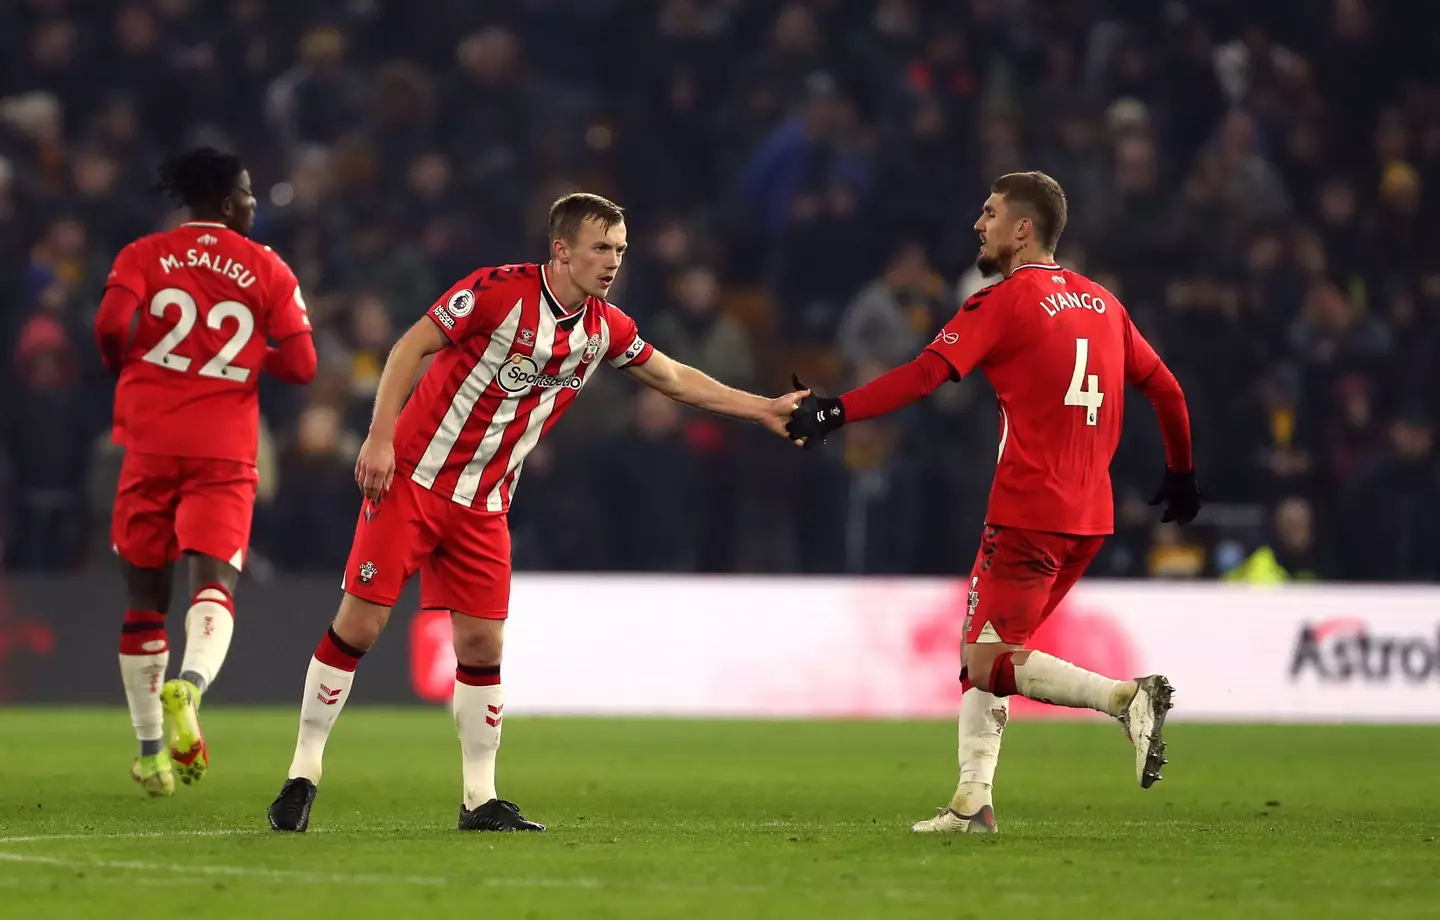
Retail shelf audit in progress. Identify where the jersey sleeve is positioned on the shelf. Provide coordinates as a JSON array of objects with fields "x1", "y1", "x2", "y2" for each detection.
[
  {"x1": 1121, "y1": 307, "x2": 1163, "y2": 383},
  {"x1": 262, "y1": 247, "x2": 312, "y2": 341},
  {"x1": 922, "y1": 285, "x2": 1009, "y2": 379},
  {"x1": 604, "y1": 303, "x2": 654, "y2": 367},
  {"x1": 425, "y1": 269, "x2": 507, "y2": 344},
  {"x1": 105, "y1": 241, "x2": 147, "y2": 300}
]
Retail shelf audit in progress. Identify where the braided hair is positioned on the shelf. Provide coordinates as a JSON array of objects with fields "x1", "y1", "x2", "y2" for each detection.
[{"x1": 154, "y1": 147, "x2": 244, "y2": 213}]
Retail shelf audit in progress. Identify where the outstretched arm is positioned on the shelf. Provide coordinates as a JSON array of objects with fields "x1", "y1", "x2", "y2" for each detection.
[
  {"x1": 785, "y1": 350, "x2": 952, "y2": 447},
  {"x1": 839, "y1": 350, "x2": 953, "y2": 422},
  {"x1": 624, "y1": 349, "x2": 806, "y2": 439}
]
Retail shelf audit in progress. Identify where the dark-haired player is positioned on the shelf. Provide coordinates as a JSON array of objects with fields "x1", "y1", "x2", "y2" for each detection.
[
  {"x1": 267, "y1": 193, "x2": 805, "y2": 833},
  {"x1": 787, "y1": 172, "x2": 1200, "y2": 833},
  {"x1": 96, "y1": 148, "x2": 317, "y2": 796}
]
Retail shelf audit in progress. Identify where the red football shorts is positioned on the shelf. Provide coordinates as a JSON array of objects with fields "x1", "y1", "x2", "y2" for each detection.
[
  {"x1": 342, "y1": 473, "x2": 511, "y2": 618},
  {"x1": 964, "y1": 525, "x2": 1105, "y2": 646},
  {"x1": 111, "y1": 450, "x2": 257, "y2": 570}
]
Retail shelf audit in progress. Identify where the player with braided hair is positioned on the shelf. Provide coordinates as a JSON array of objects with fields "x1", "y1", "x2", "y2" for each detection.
[{"x1": 97, "y1": 148, "x2": 317, "y2": 795}]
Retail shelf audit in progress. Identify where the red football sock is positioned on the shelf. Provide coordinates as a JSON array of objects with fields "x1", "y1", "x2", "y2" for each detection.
[
  {"x1": 456, "y1": 664, "x2": 501, "y2": 687},
  {"x1": 989, "y1": 652, "x2": 1018, "y2": 697},
  {"x1": 314, "y1": 627, "x2": 364, "y2": 672}
]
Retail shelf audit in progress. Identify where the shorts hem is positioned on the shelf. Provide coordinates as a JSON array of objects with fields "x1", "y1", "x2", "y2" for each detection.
[
  {"x1": 442, "y1": 606, "x2": 509, "y2": 620},
  {"x1": 343, "y1": 586, "x2": 399, "y2": 608},
  {"x1": 114, "y1": 547, "x2": 178, "y2": 569}
]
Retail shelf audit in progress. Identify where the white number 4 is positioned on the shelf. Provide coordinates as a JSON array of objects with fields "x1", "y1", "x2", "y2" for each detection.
[
  {"x1": 1065, "y1": 337, "x2": 1104, "y2": 426},
  {"x1": 142, "y1": 288, "x2": 255, "y2": 382}
]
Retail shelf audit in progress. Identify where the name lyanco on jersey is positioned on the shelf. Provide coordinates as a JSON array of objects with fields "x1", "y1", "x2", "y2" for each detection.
[
  {"x1": 157, "y1": 248, "x2": 258, "y2": 288},
  {"x1": 1040, "y1": 289, "x2": 1107, "y2": 317}
]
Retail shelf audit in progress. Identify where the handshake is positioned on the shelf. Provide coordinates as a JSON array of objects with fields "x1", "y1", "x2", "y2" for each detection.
[{"x1": 757, "y1": 375, "x2": 846, "y2": 450}]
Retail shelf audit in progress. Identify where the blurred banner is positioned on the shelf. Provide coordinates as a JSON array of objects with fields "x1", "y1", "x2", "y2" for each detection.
[{"x1": 3, "y1": 575, "x2": 1437, "y2": 722}]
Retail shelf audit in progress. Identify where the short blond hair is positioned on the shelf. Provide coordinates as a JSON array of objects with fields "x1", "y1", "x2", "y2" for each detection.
[{"x1": 548, "y1": 192, "x2": 625, "y2": 243}]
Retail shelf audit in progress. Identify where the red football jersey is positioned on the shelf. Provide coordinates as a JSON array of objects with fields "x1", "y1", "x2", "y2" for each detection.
[
  {"x1": 925, "y1": 262, "x2": 1163, "y2": 535},
  {"x1": 394, "y1": 263, "x2": 653, "y2": 512},
  {"x1": 103, "y1": 221, "x2": 312, "y2": 464}
]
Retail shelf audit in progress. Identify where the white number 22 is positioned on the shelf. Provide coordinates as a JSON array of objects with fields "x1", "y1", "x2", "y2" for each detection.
[
  {"x1": 142, "y1": 288, "x2": 255, "y2": 382},
  {"x1": 1064, "y1": 337, "x2": 1104, "y2": 426}
]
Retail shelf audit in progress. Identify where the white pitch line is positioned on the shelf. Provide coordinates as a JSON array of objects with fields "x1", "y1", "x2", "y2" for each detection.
[
  {"x1": 0, "y1": 829, "x2": 261, "y2": 845},
  {"x1": 0, "y1": 828, "x2": 443, "y2": 887},
  {"x1": 0, "y1": 852, "x2": 448, "y2": 887},
  {"x1": 0, "y1": 829, "x2": 934, "y2": 899}
]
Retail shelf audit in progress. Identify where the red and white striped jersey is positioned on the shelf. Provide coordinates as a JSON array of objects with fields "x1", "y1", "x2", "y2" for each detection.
[{"x1": 394, "y1": 263, "x2": 653, "y2": 512}]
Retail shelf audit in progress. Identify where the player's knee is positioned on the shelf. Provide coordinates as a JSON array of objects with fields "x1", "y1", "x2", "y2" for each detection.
[
  {"x1": 333, "y1": 593, "x2": 390, "y2": 651},
  {"x1": 123, "y1": 563, "x2": 173, "y2": 615},
  {"x1": 965, "y1": 643, "x2": 1029, "y2": 695},
  {"x1": 187, "y1": 552, "x2": 240, "y2": 594},
  {"x1": 968, "y1": 659, "x2": 997, "y2": 693},
  {"x1": 452, "y1": 616, "x2": 503, "y2": 668},
  {"x1": 963, "y1": 643, "x2": 1005, "y2": 693}
]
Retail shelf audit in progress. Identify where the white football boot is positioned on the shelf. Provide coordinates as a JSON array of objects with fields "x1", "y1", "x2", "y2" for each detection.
[
  {"x1": 1120, "y1": 674, "x2": 1174, "y2": 788},
  {"x1": 911, "y1": 804, "x2": 998, "y2": 834}
]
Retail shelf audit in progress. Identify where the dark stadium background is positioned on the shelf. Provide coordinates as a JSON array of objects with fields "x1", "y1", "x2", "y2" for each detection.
[
  {"x1": 1, "y1": 0, "x2": 1437, "y2": 583},
  {"x1": 1, "y1": 9, "x2": 1438, "y2": 917}
]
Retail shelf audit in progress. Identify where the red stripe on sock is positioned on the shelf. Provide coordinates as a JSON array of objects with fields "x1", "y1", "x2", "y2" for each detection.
[
  {"x1": 990, "y1": 652, "x2": 1018, "y2": 697},
  {"x1": 456, "y1": 666, "x2": 501, "y2": 687},
  {"x1": 191, "y1": 582, "x2": 235, "y2": 617},
  {"x1": 315, "y1": 631, "x2": 361, "y2": 671},
  {"x1": 123, "y1": 609, "x2": 166, "y2": 627},
  {"x1": 120, "y1": 610, "x2": 167, "y2": 656}
]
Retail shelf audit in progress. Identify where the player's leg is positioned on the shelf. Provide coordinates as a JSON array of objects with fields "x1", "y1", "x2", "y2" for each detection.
[
  {"x1": 1029, "y1": 537, "x2": 1176, "y2": 788},
  {"x1": 428, "y1": 511, "x2": 542, "y2": 832},
  {"x1": 917, "y1": 527, "x2": 1130, "y2": 833},
  {"x1": 157, "y1": 553, "x2": 240, "y2": 785},
  {"x1": 160, "y1": 459, "x2": 253, "y2": 784},
  {"x1": 119, "y1": 561, "x2": 177, "y2": 796},
  {"x1": 912, "y1": 533, "x2": 1008, "y2": 834},
  {"x1": 177, "y1": 552, "x2": 239, "y2": 693},
  {"x1": 269, "y1": 484, "x2": 427, "y2": 832},
  {"x1": 111, "y1": 450, "x2": 180, "y2": 797},
  {"x1": 267, "y1": 593, "x2": 394, "y2": 834},
  {"x1": 964, "y1": 531, "x2": 1173, "y2": 787}
]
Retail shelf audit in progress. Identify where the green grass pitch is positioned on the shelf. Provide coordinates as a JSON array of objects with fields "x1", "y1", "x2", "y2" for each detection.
[{"x1": 1, "y1": 709, "x2": 1437, "y2": 919}]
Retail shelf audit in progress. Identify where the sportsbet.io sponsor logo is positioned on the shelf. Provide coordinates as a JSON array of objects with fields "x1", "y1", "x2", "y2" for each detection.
[
  {"x1": 1290, "y1": 617, "x2": 1440, "y2": 683},
  {"x1": 498, "y1": 353, "x2": 582, "y2": 395}
]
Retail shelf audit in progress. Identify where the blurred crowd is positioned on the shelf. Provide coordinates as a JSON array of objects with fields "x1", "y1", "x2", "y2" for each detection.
[{"x1": 2, "y1": 0, "x2": 1438, "y2": 582}]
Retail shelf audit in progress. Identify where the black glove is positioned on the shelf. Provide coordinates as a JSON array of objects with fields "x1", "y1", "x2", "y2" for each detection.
[
  {"x1": 1149, "y1": 468, "x2": 1201, "y2": 525},
  {"x1": 785, "y1": 374, "x2": 845, "y2": 449}
]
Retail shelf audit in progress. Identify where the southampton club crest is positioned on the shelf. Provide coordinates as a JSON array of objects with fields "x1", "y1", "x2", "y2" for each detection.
[
  {"x1": 357, "y1": 561, "x2": 377, "y2": 586},
  {"x1": 580, "y1": 334, "x2": 603, "y2": 364}
]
